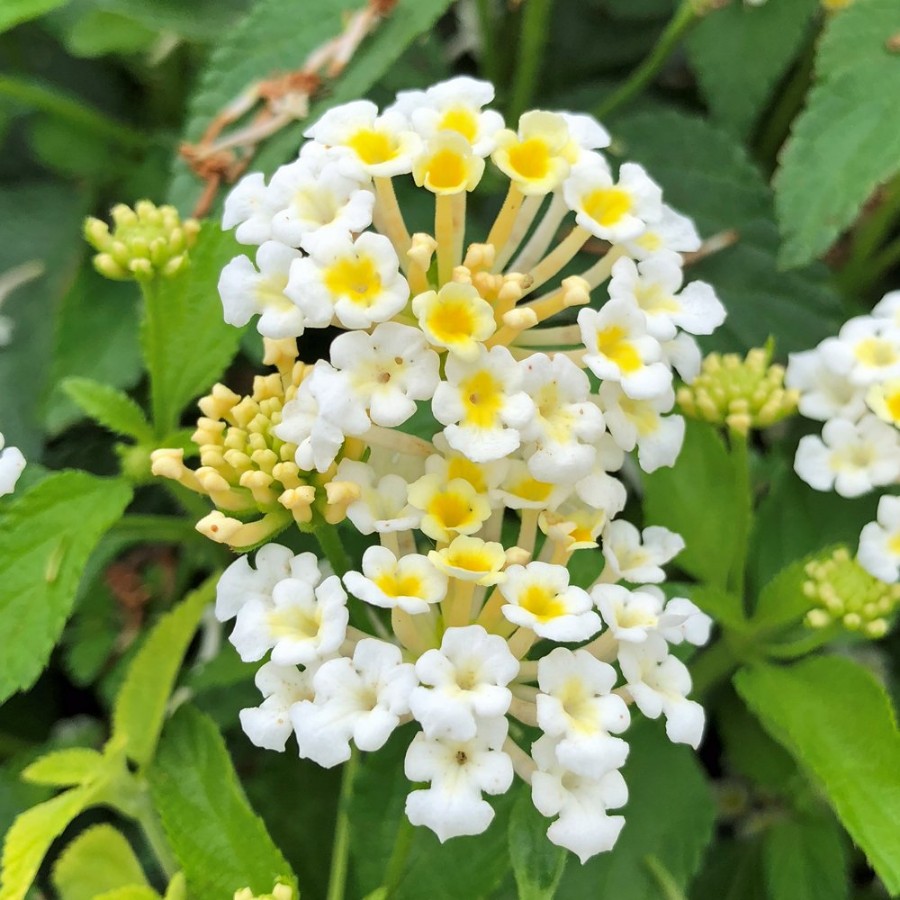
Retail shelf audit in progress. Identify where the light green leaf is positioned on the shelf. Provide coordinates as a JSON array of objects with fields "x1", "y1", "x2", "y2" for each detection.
[
  {"x1": 557, "y1": 721, "x2": 716, "y2": 898},
  {"x1": 62, "y1": 378, "x2": 152, "y2": 442},
  {"x1": 750, "y1": 555, "x2": 817, "y2": 632},
  {"x1": 642, "y1": 420, "x2": 740, "y2": 589},
  {"x1": 93, "y1": 889, "x2": 160, "y2": 900},
  {"x1": 162, "y1": 873, "x2": 186, "y2": 900},
  {"x1": 111, "y1": 575, "x2": 215, "y2": 769},
  {"x1": 613, "y1": 111, "x2": 843, "y2": 355},
  {"x1": 0, "y1": 471, "x2": 132, "y2": 703},
  {"x1": 735, "y1": 656, "x2": 900, "y2": 893},
  {"x1": 0, "y1": 786, "x2": 94, "y2": 900},
  {"x1": 774, "y1": 0, "x2": 900, "y2": 267},
  {"x1": 508, "y1": 790, "x2": 568, "y2": 900},
  {"x1": 148, "y1": 706, "x2": 295, "y2": 897},
  {"x1": 140, "y1": 222, "x2": 243, "y2": 435},
  {"x1": 52, "y1": 824, "x2": 151, "y2": 900},
  {"x1": 168, "y1": 0, "x2": 454, "y2": 214},
  {"x1": 0, "y1": 0, "x2": 69, "y2": 33},
  {"x1": 763, "y1": 814, "x2": 849, "y2": 900},
  {"x1": 20, "y1": 748, "x2": 105, "y2": 788},
  {"x1": 64, "y1": 9, "x2": 156, "y2": 57},
  {"x1": 44, "y1": 267, "x2": 142, "y2": 436},
  {"x1": 686, "y1": 0, "x2": 818, "y2": 138}
]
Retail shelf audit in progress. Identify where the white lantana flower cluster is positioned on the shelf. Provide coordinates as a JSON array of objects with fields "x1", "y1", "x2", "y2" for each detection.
[
  {"x1": 788, "y1": 290, "x2": 900, "y2": 584},
  {"x1": 0, "y1": 431, "x2": 25, "y2": 498},
  {"x1": 183, "y1": 77, "x2": 727, "y2": 861}
]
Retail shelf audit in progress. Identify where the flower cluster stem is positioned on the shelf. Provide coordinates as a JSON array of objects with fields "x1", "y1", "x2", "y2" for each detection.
[
  {"x1": 326, "y1": 750, "x2": 359, "y2": 900},
  {"x1": 508, "y1": 0, "x2": 555, "y2": 122}
]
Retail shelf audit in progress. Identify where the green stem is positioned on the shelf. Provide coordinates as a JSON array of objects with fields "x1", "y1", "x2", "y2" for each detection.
[
  {"x1": 508, "y1": 0, "x2": 555, "y2": 122},
  {"x1": 475, "y1": 0, "x2": 500, "y2": 86},
  {"x1": 315, "y1": 520, "x2": 351, "y2": 577},
  {"x1": 140, "y1": 279, "x2": 173, "y2": 438},
  {"x1": 644, "y1": 855, "x2": 688, "y2": 900},
  {"x1": 763, "y1": 624, "x2": 841, "y2": 660},
  {"x1": 132, "y1": 789, "x2": 179, "y2": 879},
  {"x1": 867, "y1": 233, "x2": 900, "y2": 286},
  {"x1": 326, "y1": 750, "x2": 359, "y2": 900},
  {"x1": 690, "y1": 637, "x2": 741, "y2": 698},
  {"x1": 593, "y1": 0, "x2": 701, "y2": 120},
  {"x1": 381, "y1": 814, "x2": 416, "y2": 896},
  {"x1": 727, "y1": 430, "x2": 752, "y2": 602},
  {"x1": 0, "y1": 75, "x2": 146, "y2": 150}
]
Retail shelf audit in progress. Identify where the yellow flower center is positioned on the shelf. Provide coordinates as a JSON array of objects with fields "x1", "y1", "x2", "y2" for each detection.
[
  {"x1": 559, "y1": 678, "x2": 596, "y2": 732},
  {"x1": 439, "y1": 107, "x2": 478, "y2": 142},
  {"x1": 324, "y1": 256, "x2": 381, "y2": 305},
  {"x1": 597, "y1": 325, "x2": 642, "y2": 373},
  {"x1": 422, "y1": 148, "x2": 468, "y2": 191},
  {"x1": 461, "y1": 369, "x2": 505, "y2": 428},
  {"x1": 374, "y1": 570, "x2": 425, "y2": 598},
  {"x1": 519, "y1": 583, "x2": 566, "y2": 621},
  {"x1": 446, "y1": 547, "x2": 495, "y2": 573},
  {"x1": 429, "y1": 490, "x2": 478, "y2": 531},
  {"x1": 268, "y1": 606, "x2": 318, "y2": 639},
  {"x1": 427, "y1": 297, "x2": 478, "y2": 343},
  {"x1": 347, "y1": 128, "x2": 398, "y2": 165},
  {"x1": 886, "y1": 390, "x2": 900, "y2": 422},
  {"x1": 855, "y1": 337, "x2": 898, "y2": 369},
  {"x1": 888, "y1": 533, "x2": 900, "y2": 555},
  {"x1": 507, "y1": 138, "x2": 550, "y2": 180},
  {"x1": 447, "y1": 456, "x2": 488, "y2": 493},
  {"x1": 583, "y1": 187, "x2": 632, "y2": 227},
  {"x1": 508, "y1": 476, "x2": 553, "y2": 502}
]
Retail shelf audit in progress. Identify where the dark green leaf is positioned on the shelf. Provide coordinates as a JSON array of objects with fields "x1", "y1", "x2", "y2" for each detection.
[
  {"x1": 735, "y1": 656, "x2": 900, "y2": 893},
  {"x1": 508, "y1": 790, "x2": 568, "y2": 900},
  {"x1": 763, "y1": 814, "x2": 849, "y2": 900},
  {"x1": 0, "y1": 0, "x2": 69, "y2": 33},
  {"x1": 149, "y1": 706, "x2": 295, "y2": 897}
]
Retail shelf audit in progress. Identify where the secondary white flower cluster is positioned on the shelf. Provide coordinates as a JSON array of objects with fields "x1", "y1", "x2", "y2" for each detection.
[
  {"x1": 198, "y1": 77, "x2": 726, "y2": 861},
  {"x1": 788, "y1": 291, "x2": 900, "y2": 584},
  {"x1": 0, "y1": 431, "x2": 25, "y2": 498}
]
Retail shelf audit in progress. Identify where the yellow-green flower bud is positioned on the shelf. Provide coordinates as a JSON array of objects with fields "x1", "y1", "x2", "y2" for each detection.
[
  {"x1": 84, "y1": 200, "x2": 200, "y2": 282},
  {"x1": 234, "y1": 884, "x2": 294, "y2": 900},
  {"x1": 677, "y1": 345, "x2": 800, "y2": 436},
  {"x1": 803, "y1": 547, "x2": 900, "y2": 638}
]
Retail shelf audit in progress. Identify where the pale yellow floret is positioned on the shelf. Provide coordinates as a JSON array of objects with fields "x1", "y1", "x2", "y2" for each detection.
[
  {"x1": 413, "y1": 132, "x2": 485, "y2": 195},
  {"x1": 412, "y1": 281, "x2": 496, "y2": 357},
  {"x1": 492, "y1": 111, "x2": 573, "y2": 195},
  {"x1": 428, "y1": 536, "x2": 507, "y2": 585},
  {"x1": 866, "y1": 380, "x2": 900, "y2": 426}
]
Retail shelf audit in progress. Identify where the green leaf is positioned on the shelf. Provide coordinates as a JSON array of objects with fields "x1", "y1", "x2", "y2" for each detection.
[
  {"x1": 62, "y1": 378, "x2": 152, "y2": 442},
  {"x1": 750, "y1": 555, "x2": 818, "y2": 632},
  {"x1": 93, "y1": 889, "x2": 160, "y2": 900},
  {"x1": 613, "y1": 110, "x2": 844, "y2": 355},
  {"x1": 689, "y1": 836, "x2": 766, "y2": 900},
  {"x1": 774, "y1": 0, "x2": 900, "y2": 267},
  {"x1": 44, "y1": 267, "x2": 142, "y2": 436},
  {"x1": 111, "y1": 576, "x2": 215, "y2": 770},
  {"x1": 763, "y1": 814, "x2": 849, "y2": 900},
  {"x1": 0, "y1": 0, "x2": 69, "y2": 33},
  {"x1": 20, "y1": 748, "x2": 105, "y2": 788},
  {"x1": 735, "y1": 656, "x2": 900, "y2": 893},
  {"x1": 508, "y1": 790, "x2": 568, "y2": 900},
  {"x1": 168, "y1": 0, "x2": 455, "y2": 214},
  {"x1": 642, "y1": 420, "x2": 741, "y2": 589},
  {"x1": 148, "y1": 705, "x2": 295, "y2": 897},
  {"x1": 686, "y1": 0, "x2": 818, "y2": 138},
  {"x1": 557, "y1": 721, "x2": 715, "y2": 898},
  {"x1": 0, "y1": 472, "x2": 132, "y2": 703},
  {"x1": 140, "y1": 222, "x2": 243, "y2": 435},
  {"x1": 0, "y1": 786, "x2": 94, "y2": 900},
  {"x1": 52, "y1": 824, "x2": 152, "y2": 900}
]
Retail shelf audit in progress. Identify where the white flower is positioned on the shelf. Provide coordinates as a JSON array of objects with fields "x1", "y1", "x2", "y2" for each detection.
[
  {"x1": 785, "y1": 347, "x2": 866, "y2": 423},
  {"x1": 412, "y1": 281, "x2": 497, "y2": 360},
  {"x1": 334, "y1": 460, "x2": 421, "y2": 534},
  {"x1": 818, "y1": 316, "x2": 900, "y2": 387},
  {"x1": 536, "y1": 648, "x2": 630, "y2": 776},
  {"x1": 305, "y1": 99, "x2": 423, "y2": 177},
  {"x1": 405, "y1": 716, "x2": 513, "y2": 842},
  {"x1": 499, "y1": 562, "x2": 602, "y2": 641},
  {"x1": 218, "y1": 242, "x2": 305, "y2": 338},
  {"x1": 493, "y1": 459, "x2": 571, "y2": 511},
  {"x1": 560, "y1": 112, "x2": 611, "y2": 156},
  {"x1": 657, "y1": 596, "x2": 712, "y2": 646},
  {"x1": 344, "y1": 545, "x2": 448, "y2": 614},
  {"x1": 0, "y1": 432, "x2": 25, "y2": 497},
  {"x1": 286, "y1": 230, "x2": 409, "y2": 330},
  {"x1": 432, "y1": 345, "x2": 535, "y2": 462},
  {"x1": 601, "y1": 520, "x2": 684, "y2": 584},
  {"x1": 794, "y1": 414, "x2": 900, "y2": 498},
  {"x1": 592, "y1": 583, "x2": 664, "y2": 643},
  {"x1": 564, "y1": 159, "x2": 662, "y2": 243},
  {"x1": 329, "y1": 323, "x2": 440, "y2": 427},
  {"x1": 222, "y1": 171, "x2": 275, "y2": 245},
  {"x1": 492, "y1": 111, "x2": 574, "y2": 195},
  {"x1": 662, "y1": 331, "x2": 702, "y2": 384},
  {"x1": 858, "y1": 495, "x2": 900, "y2": 583},
  {"x1": 292, "y1": 639, "x2": 417, "y2": 767},
  {"x1": 266, "y1": 154, "x2": 374, "y2": 252},
  {"x1": 531, "y1": 734, "x2": 627, "y2": 863},
  {"x1": 409, "y1": 625, "x2": 519, "y2": 740},
  {"x1": 239, "y1": 661, "x2": 318, "y2": 752},
  {"x1": 607, "y1": 254, "x2": 725, "y2": 341},
  {"x1": 618, "y1": 634, "x2": 705, "y2": 748},
  {"x1": 407, "y1": 473, "x2": 492, "y2": 543},
  {"x1": 579, "y1": 300, "x2": 672, "y2": 399},
  {"x1": 428, "y1": 535, "x2": 508, "y2": 586},
  {"x1": 872, "y1": 290, "x2": 900, "y2": 326},
  {"x1": 621, "y1": 204, "x2": 701, "y2": 260},
  {"x1": 412, "y1": 131, "x2": 486, "y2": 194},
  {"x1": 518, "y1": 352, "x2": 606, "y2": 484}
]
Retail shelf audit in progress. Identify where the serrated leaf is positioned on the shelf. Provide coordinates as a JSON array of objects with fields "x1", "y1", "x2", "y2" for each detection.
[
  {"x1": 20, "y1": 748, "x2": 105, "y2": 788},
  {"x1": 0, "y1": 786, "x2": 94, "y2": 900},
  {"x1": 111, "y1": 575, "x2": 216, "y2": 770},
  {"x1": 686, "y1": 0, "x2": 818, "y2": 138},
  {"x1": 140, "y1": 222, "x2": 243, "y2": 435},
  {"x1": 763, "y1": 814, "x2": 849, "y2": 900},
  {"x1": 557, "y1": 721, "x2": 716, "y2": 898},
  {"x1": 0, "y1": 0, "x2": 69, "y2": 33},
  {"x1": 642, "y1": 420, "x2": 740, "y2": 589},
  {"x1": 52, "y1": 824, "x2": 151, "y2": 900},
  {"x1": 775, "y1": 0, "x2": 900, "y2": 267},
  {"x1": 735, "y1": 656, "x2": 900, "y2": 893},
  {"x1": 148, "y1": 705, "x2": 295, "y2": 897},
  {"x1": 0, "y1": 471, "x2": 132, "y2": 703},
  {"x1": 613, "y1": 111, "x2": 844, "y2": 355},
  {"x1": 508, "y1": 790, "x2": 568, "y2": 900},
  {"x1": 62, "y1": 378, "x2": 152, "y2": 441},
  {"x1": 168, "y1": 0, "x2": 454, "y2": 214}
]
